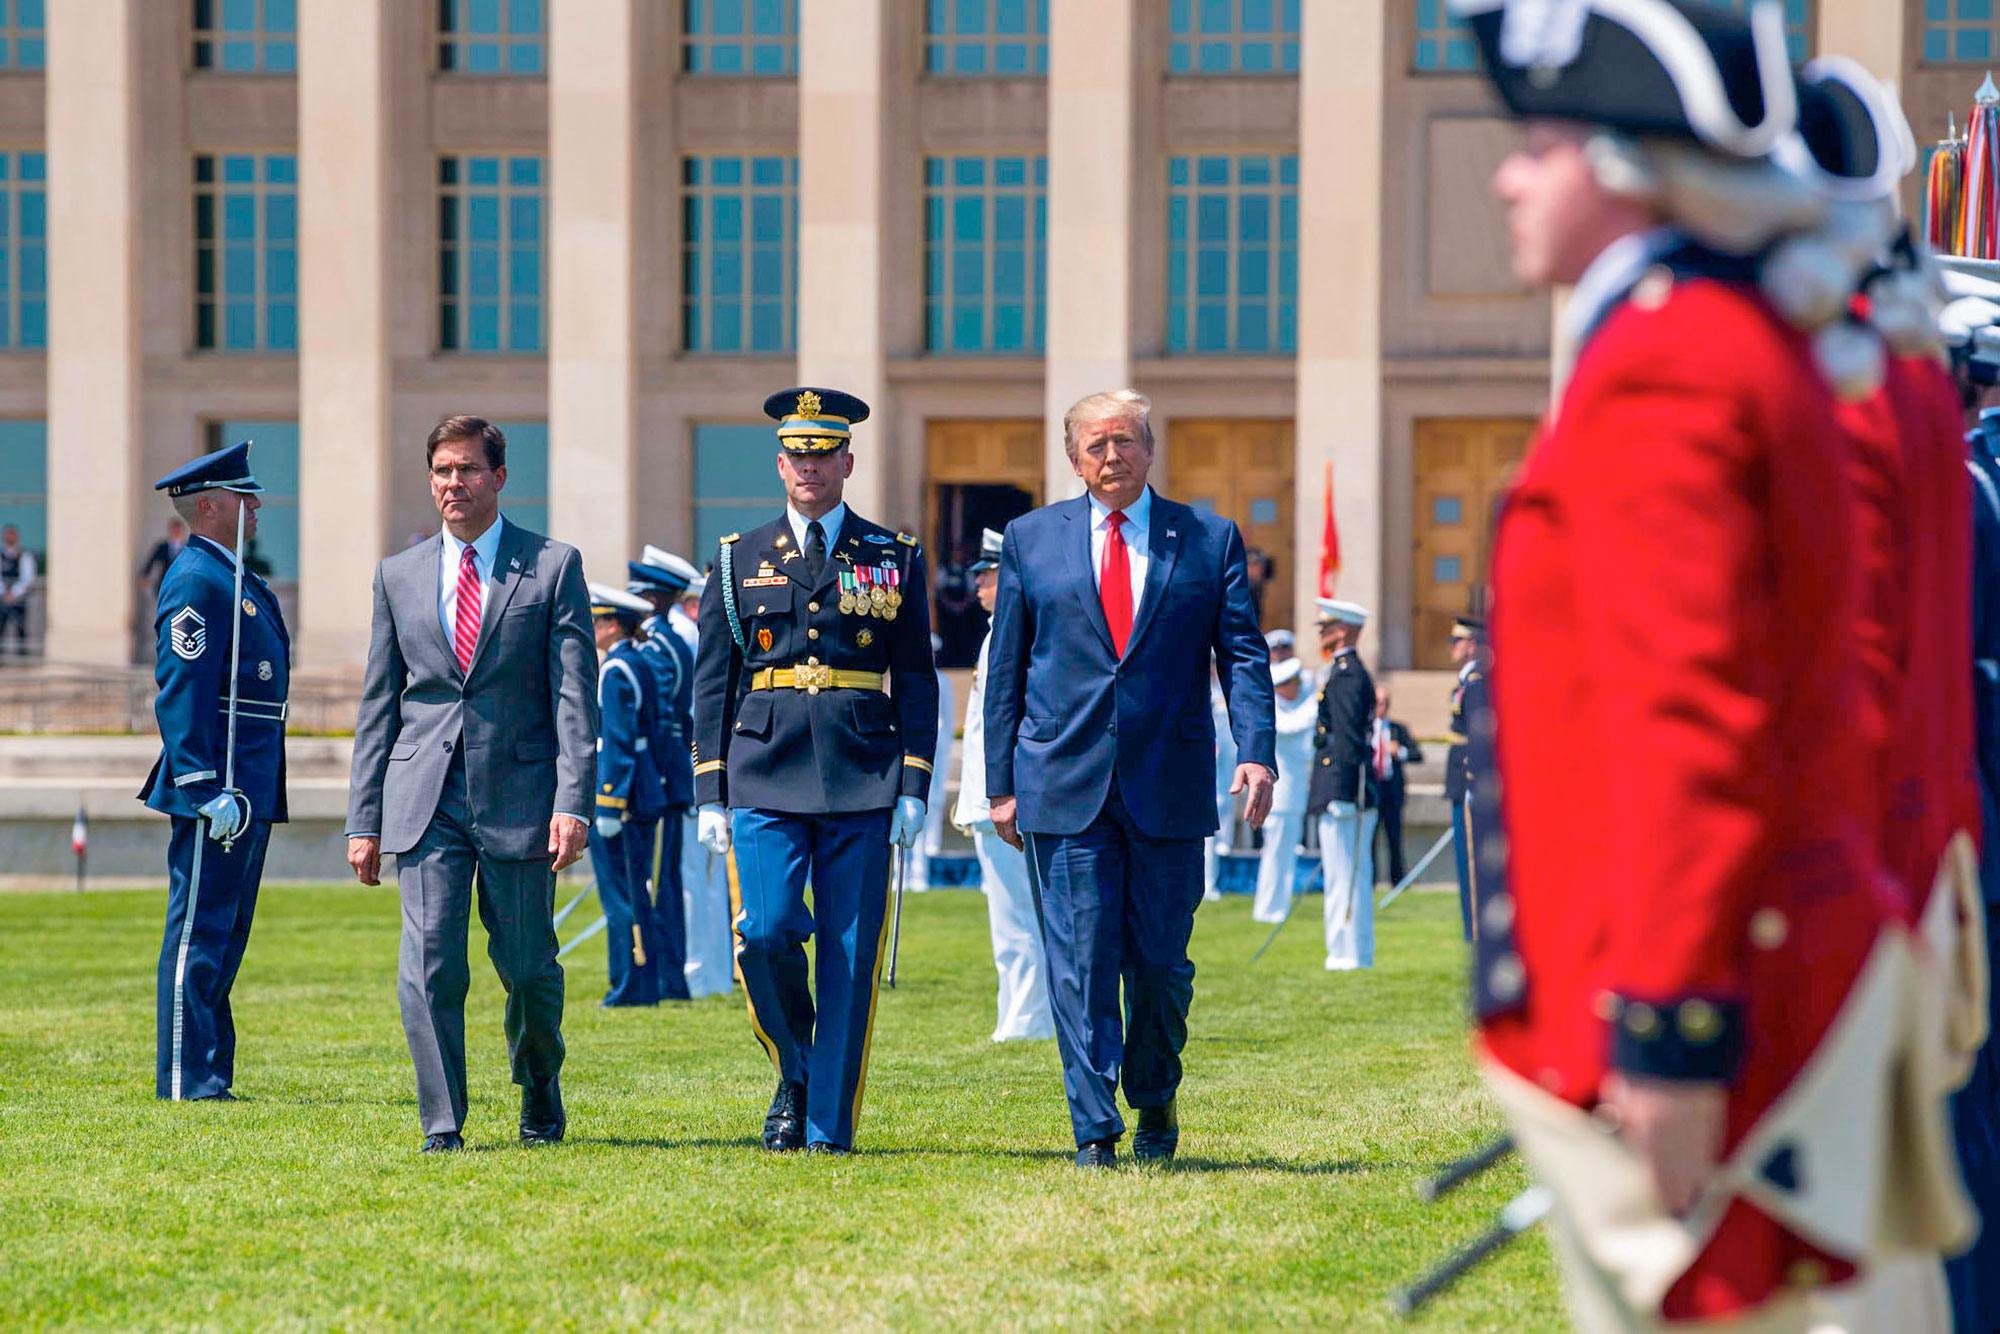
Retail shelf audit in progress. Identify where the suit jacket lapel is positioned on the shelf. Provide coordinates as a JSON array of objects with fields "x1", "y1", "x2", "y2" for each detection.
[
  {"x1": 407, "y1": 536, "x2": 464, "y2": 679},
  {"x1": 468, "y1": 522, "x2": 530, "y2": 676},
  {"x1": 1123, "y1": 497, "x2": 1182, "y2": 657},
  {"x1": 1064, "y1": 496, "x2": 1116, "y2": 657}
]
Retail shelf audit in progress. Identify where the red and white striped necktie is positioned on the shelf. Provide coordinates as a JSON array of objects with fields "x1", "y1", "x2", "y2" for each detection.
[{"x1": 453, "y1": 544, "x2": 483, "y2": 672}]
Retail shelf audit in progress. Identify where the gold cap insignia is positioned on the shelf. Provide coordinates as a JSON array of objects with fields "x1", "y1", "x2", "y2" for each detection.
[{"x1": 795, "y1": 390, "x2": 823, "y2": 418}]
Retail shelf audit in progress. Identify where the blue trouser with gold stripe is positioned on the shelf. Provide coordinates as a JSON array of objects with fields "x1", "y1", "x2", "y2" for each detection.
[
  {"x1": 156, "y1": 815, "x2": 269, "y2": 1100},
  {"x1": 728, "y1": 807, "x2": 892, "y2": 1150},
  {"x1": 589, "y1": 820, "x2": 661, "y2": 1007}
]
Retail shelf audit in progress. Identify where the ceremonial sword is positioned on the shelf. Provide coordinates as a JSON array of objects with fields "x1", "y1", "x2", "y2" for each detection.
[
  {"x1": 217, "y1": 475, "x2": 253, "y2": 853},
  {"x1": 1389, "y1": 1185, "x2": 1551, "y2": 1318},
  {"x1": 1374, "y1": 826, "x2": 1458, "y2": 915},
  {"x1": 885, "y1": 842, "x2": 908, "y2": 988}
]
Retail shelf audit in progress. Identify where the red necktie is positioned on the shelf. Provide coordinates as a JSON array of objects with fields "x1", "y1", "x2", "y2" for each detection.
[
  {"x1": 453, "y1": 545, "x2": 482, "y2": 672},
  {"x1": 1100, "y1": 510, "x2": 1133, "y2": 656}
]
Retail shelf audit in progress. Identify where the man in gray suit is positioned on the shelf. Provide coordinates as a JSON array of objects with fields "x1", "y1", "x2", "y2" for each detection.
[{"x1": 344, "y1": 415, "x2": 598, "y2": 1153}]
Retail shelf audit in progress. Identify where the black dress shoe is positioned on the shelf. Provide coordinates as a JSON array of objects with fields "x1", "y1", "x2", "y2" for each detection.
[
  {"x1": 1074, "y1": 1138, "x2": 1118, "y2": 1169},
  {"x1": 763, "y1": 1080, "x2": 806, "y2": 1152},
  {"x1": 191, "y1": 1090, "x2": 238, "y2": 1102},
  {"x1": 805, "y1": 1142, "x2": 849, "y2": 1156},
  {"x1": 1132, "y1": 1100, "x2": 1179, "y2": 1164},
  {"x1": 421, "y1": 1132, "x2": 465, "y2": 1154},
  {"x1": 520, "y1": 1077, "x2": 565, "y2": 1145}
]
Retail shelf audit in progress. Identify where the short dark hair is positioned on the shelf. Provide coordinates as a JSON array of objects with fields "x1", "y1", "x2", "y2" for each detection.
[{"x1": 426, "y1": 415, "x2": 507, "y2": 471}]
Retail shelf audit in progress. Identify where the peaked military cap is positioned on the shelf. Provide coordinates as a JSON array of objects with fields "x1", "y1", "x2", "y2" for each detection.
[
  {"x1": 1450, "y1": 0, "x2": 1797, "y2": 160},
  {"x1": 763, "y1": 386, "x2": 871, "y2": 453},
  {"x1": 969, "y1": 526, "x2": 1005, "y2": 573},
  {"x1": 629, "y1": 544, "x2": 699, "y2": 594},
  {"x1": 1451, "y1": 614, "x2": 1488, "y2": 641},
  {"x1": 1272, "y1": 657, "x2": 1303, "y2": 687},
  {"x1": 154, "y1": 439, "x2": 265, "y2": 498},
  {"x1": 1317, "y1": 598, "x2": 1370, "y2": 627},
  {"x1": 588, "y1": 582, "x2": 652, "y2": 624}
]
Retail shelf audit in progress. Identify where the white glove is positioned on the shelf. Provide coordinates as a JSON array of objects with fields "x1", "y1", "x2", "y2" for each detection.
[
  {"x1": 697, "y1": 803, "x2": 732, "y2": 855},
  {"x1": 594, "y1": 814, "x2": 623, "y2": 841},
  {"x1": 197, "y1": 792, "x2": 243, "y2": 842},
  {"x1": 890, "y1": 796, "x2": 927, "y2": 849},
  {"x1": 1327, "y1": 799, "x2": 1358, "y2": 819}
]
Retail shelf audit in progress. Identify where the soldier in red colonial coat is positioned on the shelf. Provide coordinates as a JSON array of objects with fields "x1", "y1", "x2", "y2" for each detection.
[{"x1": 1452, "y1": 1, "x2": 1970, "y2": 1328}]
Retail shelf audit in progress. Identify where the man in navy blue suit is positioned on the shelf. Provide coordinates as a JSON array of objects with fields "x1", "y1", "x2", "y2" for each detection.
[{"x1": 985, "y1": 389, "x2": 1276, "y2": 1168}]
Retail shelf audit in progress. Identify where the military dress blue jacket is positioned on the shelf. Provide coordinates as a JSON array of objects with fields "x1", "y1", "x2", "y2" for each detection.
[
  {"x1": 1967, "y1": 420, "x2": 2000, "y2": 903},
  {"x1": 139, "y1": 535, "x2": 290, "y2": 823},
  {"x1": 597, "y1": 638, "x2": 667, "y2": 824},
  {"x1": 639, "y1": 614, "x2": 695, "y2": 810}
]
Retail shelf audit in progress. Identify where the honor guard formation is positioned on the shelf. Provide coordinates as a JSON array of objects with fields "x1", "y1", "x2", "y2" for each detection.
[{"x1": 120, "y1": 1, "x2": 2000, "y2": 1328}]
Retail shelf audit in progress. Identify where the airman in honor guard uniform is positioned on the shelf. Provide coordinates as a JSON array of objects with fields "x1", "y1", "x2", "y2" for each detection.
[
  {"x1": 588, "y1": 583, "x2": 668, "y2": 1007},
  {"x1": 628, "y1": 546, "x2": 700, "y2": 1001},
  {"x1": 140, "y1": 440, "x2": 289, "y2": 1101},
  {"x1": 691, "y1": 387, "x2": 940, "y2": 1155}
]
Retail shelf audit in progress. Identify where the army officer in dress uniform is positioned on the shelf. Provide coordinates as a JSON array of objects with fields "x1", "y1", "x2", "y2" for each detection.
[
  {"x1": 140, "y1": 440, "x2": 289, "y2": 1101},
  {"x1": 1308, "y1": 599, "x2": 1377, "y2": 971},
  {"x1": 1443, "y1": 616, "x2": 1488, "y2": 942},
  {"x1": 691, "y1": 387, "x2": 941, "y2": 1156}
]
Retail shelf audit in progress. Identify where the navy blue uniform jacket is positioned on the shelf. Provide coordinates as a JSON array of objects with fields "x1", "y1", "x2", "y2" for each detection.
[
  {"x1": 139, "y1": 536, "x2": 290, "y2": 822},
  {"x1": 983, "y1": 491, "x2": 1275, "y2": 839},
  {"x1": 639, "y1": 617, "x2": 696, "y2": 809},
  {"x1": 597, "y1": 639, "x2": 668, "y2": 823}
]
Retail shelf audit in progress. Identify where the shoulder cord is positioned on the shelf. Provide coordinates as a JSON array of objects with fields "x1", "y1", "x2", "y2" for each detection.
[{"x1": 719, "y1": 540, "x2": 747, "y2": 653}]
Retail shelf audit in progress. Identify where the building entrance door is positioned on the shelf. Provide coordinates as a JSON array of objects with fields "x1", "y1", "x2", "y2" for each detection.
[
  {"x1": 1168, "y1": 419, "x2": 1294, "y2": 632},
  {"x1": 927, "y1": 419, "x2": 1042, "y2": 669},
  {"x1": 1412, "y1": 416, "x2": 1534, "y2": 669}
]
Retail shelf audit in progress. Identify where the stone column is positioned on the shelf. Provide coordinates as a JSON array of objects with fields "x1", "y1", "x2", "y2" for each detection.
[
  {"x1": 1815, "y1": 0, "x2": 1901, "y2": 83},
  {"x1": 1043, "y1": 0, "x2": 1134, "y2": 501},
  {"x1": 548, "y1": 0, "x2": 641, "y2": 584},
  {"x1": 45, "y1": 0, "x2": 142, "y2": 665},
  {"x1": 1293, "y1": 0, "x2": 1385, "y2": 643},
  {"x1": 798, "y1": 0, "x2": 887, "y2": 518},
  {"x1": 297, "y1": 0, "x2": 392, "y2": 670}
]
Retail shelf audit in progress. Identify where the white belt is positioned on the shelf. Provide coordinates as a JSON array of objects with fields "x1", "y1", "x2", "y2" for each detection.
[{"x1": 224, "y1": 698, "x2": 288, "y2": 722}]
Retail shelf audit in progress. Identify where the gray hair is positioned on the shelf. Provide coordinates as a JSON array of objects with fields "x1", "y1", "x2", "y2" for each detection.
[
  {"x1": 1062, "y1": 389, "x2": 1154, "y2": 460},
  {"x1": 170, "y1": 494, "x2": 208, "y2": 526}
]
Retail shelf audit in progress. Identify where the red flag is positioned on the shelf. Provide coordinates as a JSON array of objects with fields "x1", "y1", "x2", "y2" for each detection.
[
  {"x1": 1318, "y1": 461, "x2": 1340, "y2": 597},
  {"x1": 71, "y1": 807, "x2": 87, "y2": 856}
]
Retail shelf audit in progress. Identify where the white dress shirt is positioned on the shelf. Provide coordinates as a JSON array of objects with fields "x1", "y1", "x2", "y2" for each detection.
[
  {"x1": 438, "y1": 516, "x2": 506, "y2": 648},
  {"x1": 668, "y1": 602, "x2": 699, "y2": 654},
  {"x1": 955, "y1": 632, "x2": 993, "y2": 827},
  {"x1": 786, "y1": 501, "x2": 846, "y2": 557},
  {"x1": 1086, "y1": 486, "x2": 1152, "y2": 617}
]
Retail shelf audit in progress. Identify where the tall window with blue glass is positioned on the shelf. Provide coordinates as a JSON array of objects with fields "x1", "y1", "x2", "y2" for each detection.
[
  {"x1": 194, "y1": 154, "x2": 297, "y2": 352},
  {"x1": 438, "y1": 154, "x2": 545, "y2": 354},
  {"x1": 1169, "y1": 0, "x2": 1298, "y2": 74},
  {"x1": 925, "y1": 155, "x2": 1046, "y2": 355},
  {"x1": 683, "y1": 155, "x2": 798, "y2": 354},
  {"x1": 207, "y1": 421, "x2": 298, "y2": 580},
  {"x1": 925, "y1": 0, "x2": 1048, "y2": 76},
  {"x1": 0, "y1": 151, "x2": 44, "y2": 350},
  {"x1": 684, "y1": 0, "x2": 797, "y2": 75},
  {"x1": 192, "y1": 0, "x2": 297, "y2": 73},
  {"x1": 1166, "y1": 154, "x2": 1297, "y2": 355},
  {"x1": 438, "y1": 0, "x2": 545, "y2": 75},
  {"x1": 0, "y1": 2, "x2": 42, "y2": 70}
]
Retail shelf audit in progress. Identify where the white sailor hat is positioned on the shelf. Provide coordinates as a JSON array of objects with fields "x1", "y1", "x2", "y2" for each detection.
[
  {"x1": 588, "y1": 582, "x2": 652, "y2": 622},
  {"x1": 1265, "y1": 628, "x2": 1296, "y2": 652},
  {"x1": 1315, "y1": 598, "x2": 1370, "y2": 627},
  {"x1": 630, "y1": 544, "x2": 700, "y2": 594},
  {"x1": 1272, "y1": 657, "x2": 1303, "y2": 687},
  {"x1": 969, "y1": 527, "x2": 1005, "y2": 574}
]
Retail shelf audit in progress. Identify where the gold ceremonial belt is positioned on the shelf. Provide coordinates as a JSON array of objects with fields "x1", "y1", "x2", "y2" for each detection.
[{"x1": 750, "y1": 664, "x2": 886, "y2": 695}]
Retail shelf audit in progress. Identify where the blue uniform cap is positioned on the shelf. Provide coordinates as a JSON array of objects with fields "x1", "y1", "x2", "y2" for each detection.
[
  {"x1": 153, "y1": 439, "x2": 265, "y2": 497},
  {"x1": 763, "y1": 386, "x2": 871, "y2": 453},
  {"x1": 968, "y1": 526, "x2": 1004, "y2": 574}
]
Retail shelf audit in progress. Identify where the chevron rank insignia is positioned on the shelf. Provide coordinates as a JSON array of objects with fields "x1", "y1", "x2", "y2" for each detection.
[{"x1": 169, "y1": 606, "x2": 207, "y2": 661}]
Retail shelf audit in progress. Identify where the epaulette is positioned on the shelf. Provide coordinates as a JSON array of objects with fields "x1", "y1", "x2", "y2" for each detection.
[
  {"x1": 721, "y1": 532, "x2": 740, "y2": 544},
  {"x1": 896, "y1": 532, "x2": 917, "y2": 547}
]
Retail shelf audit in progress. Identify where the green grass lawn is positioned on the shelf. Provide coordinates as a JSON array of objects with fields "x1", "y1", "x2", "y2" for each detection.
[{"x1": 0, "y1": 883, "x2": 1563, "y2": 1330}]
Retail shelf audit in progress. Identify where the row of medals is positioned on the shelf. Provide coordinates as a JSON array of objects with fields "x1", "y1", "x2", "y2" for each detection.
[{"x1": 839, "y1": 570, "x2": 902, "y2": 621}]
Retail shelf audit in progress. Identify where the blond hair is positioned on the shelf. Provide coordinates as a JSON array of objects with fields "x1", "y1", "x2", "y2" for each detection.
[{"x1": 1062, "y1": 389, "x2": 1153, "y2": 460}]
